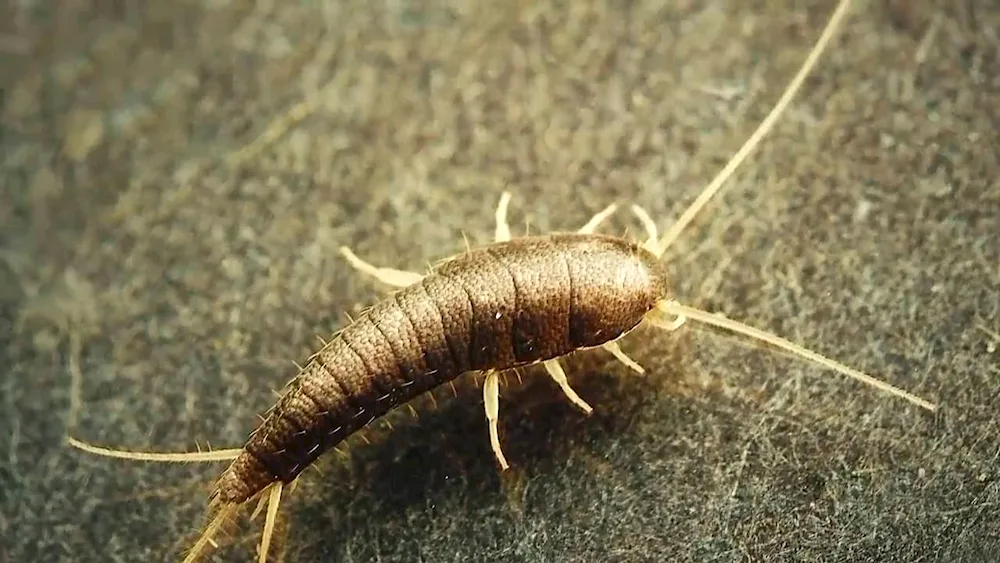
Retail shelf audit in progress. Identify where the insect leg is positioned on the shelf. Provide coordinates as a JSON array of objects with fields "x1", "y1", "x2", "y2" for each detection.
[
  {"x1": 483, "y1": 370, "x2": 510, "y2": 470},
  {"x1": 542, "y1": 359, "x2": 594, "y2": 414},
  {"x1": 495, "y1": 191, "x2": 513, "y2": 242},
  {"x1": 338, "y1": 246, "x2": 424, "y2": 287},
  {"x1": 577, "y1": 202, "x2": 619, "y2": 234},
  {"x1": 630, "y1": 204, "x2": 659, "y2": 252},
  {"x1": 645, "y1": 309, "x2": 688, "y2": 332},
  {"x1": 601, "y1": 341, "x2": 645, "y2": 374}
]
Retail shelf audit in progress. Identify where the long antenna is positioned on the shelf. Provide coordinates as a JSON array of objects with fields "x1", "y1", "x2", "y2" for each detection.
[
  {"x1": 656, "y1": 301, "x2": 937, "y2": 411},
  {"x1": 653, "y1": 0, "x2": 854, "y2": 258}
]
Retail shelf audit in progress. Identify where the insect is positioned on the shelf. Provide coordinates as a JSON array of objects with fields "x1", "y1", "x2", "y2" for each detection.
[{"x1": 67, "y1": 0, "x2": 938, "y2": 561}]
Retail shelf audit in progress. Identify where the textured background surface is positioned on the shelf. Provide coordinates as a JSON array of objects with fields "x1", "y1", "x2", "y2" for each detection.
[{"x1": 3, "y1": 1, "x2": 998, "y2": 562}]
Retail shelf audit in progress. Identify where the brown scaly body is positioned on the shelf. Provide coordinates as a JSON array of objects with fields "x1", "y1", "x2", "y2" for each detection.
[{"x1": 216, "y1": 233, "x2": 670, "y2": 505}]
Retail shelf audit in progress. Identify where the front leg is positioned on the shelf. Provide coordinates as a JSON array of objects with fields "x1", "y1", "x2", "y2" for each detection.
[{"x1": 339, "y1": 247, "x2": 424, "y2": 287}]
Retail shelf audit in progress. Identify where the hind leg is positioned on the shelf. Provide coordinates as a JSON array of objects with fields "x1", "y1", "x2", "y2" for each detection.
[{"x1": 338, "y1": 246, "x2": 424, "y2": 287}]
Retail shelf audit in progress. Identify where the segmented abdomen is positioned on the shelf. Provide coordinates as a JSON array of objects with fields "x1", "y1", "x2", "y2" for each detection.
[{"x1": 213, "y1": 233, "x2": 668, "y2": 504}]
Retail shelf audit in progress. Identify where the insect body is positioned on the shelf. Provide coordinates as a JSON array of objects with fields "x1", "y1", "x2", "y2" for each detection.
[{"x1": 220, "y1": 231, "x2": 670, "y2": 506}]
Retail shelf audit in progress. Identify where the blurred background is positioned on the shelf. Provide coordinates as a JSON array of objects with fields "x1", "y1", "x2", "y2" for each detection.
[{"x1": 2, "y1": 1, "x2": 998, "y2": 562}]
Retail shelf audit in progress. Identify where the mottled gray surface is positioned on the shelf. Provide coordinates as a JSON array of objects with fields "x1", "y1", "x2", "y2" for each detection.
[{"x1": 2, "y1": 1, "x2": 998, "y2": 562}]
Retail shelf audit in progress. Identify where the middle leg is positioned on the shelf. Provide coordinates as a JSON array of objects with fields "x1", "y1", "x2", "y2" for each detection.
[
  {"x1": 543, "y1": 359, "x2": 594, "y2": 415},
  {"x1": 482, "y1": 370, "x2": 510, "y2": 470}
]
